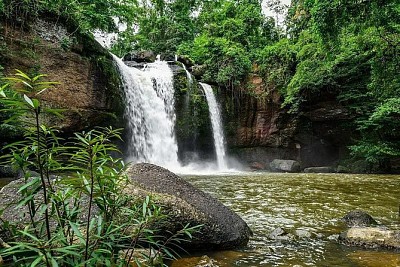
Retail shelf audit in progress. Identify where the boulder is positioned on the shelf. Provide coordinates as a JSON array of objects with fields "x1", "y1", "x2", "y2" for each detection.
[
  {"x1": 341, "y1": 210, "x2": 377, "y2": 227},
  {"x1": 269, "y1": 159, "x2": 301, "y2": 173},
  {"x1": 303, "y1": 166, "x2": 335, "y2": 173},
  {"x1": 123, "y1": 50, "x2": 156, "y2": 63},
  {"x1": 339, "y1": 227, "x2": 400, "y2": 249},
  {"x1": 124, "y1": 163, "x2": 252, "y2": 250},
  {"x1": 0, "y1": 164, "x2": 252, "y2": 250},
  {"x1": 0, "y1": 166, "x2": 19, "y2": 178}
]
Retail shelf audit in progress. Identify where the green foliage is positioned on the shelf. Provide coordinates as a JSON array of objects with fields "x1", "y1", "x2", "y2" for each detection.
[
  {"x1": 176, "y1": 0, "x2": 277, "y2": 90},
  {"x1": 0, "y1": 71, "x2": 199, "y2": 266},
  {"x1": 0, "y1": 0, "x2": 138, "y2": 34},
  {"x1": 260, "y1": 0, "x2": 400, "y2": 168}
]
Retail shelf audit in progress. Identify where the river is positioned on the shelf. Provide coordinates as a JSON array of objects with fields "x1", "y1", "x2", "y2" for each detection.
[{"x1": 171, "y1": 172, "x2": 400, "y2": 267}]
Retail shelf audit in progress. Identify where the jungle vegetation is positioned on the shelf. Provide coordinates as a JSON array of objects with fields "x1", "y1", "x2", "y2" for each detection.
[{"x1": 0, "y1": 0, "x2": 399, "y2": 168}]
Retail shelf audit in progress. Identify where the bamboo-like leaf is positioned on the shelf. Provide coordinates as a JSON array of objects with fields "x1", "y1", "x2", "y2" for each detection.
[
  {"x1": 69, "y1": 222, "x2": 85, "y2": 244},
  {"x1": 17, "y1": 177, "x2": 40, "y2": 193},
  {"x1": 15, "y1": 69, "x2": 32, "y2": 80},
  {"x1": 23, "y1": 94, "x2": 35, "y2": 108},
  {"x1": 32, "y1": 74, "x2": 47, "y2": 82},
  {"x1": 30, "y1": 256, "x2": 44, "y2": 267}
]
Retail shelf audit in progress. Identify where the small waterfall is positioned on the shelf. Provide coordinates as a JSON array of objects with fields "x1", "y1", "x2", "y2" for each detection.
[
  {"x1": 112, "y1": 55, "x2": 180, "y2": 169},
  {"x1": 180, "y1": 63, "x2": 193, "y2": 85},
  {"x1": 200, "y1": 83, "x2": 228, "y2": 170}
]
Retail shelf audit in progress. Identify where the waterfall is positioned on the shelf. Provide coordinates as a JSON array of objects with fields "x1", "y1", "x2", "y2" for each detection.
[
  {"x1": 112, "y1": 55, "x2": 180, "y2": 169},
  {"x1": 200, "y1": 83, "x2": 228, "y2": 170},
  {"x1": 180, "y1": 63, "x2": 193, "y2": 85}
]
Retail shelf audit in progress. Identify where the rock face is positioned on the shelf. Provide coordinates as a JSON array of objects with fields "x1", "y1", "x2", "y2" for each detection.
[
  {"x1": 124, "y1": 163, "x2": 252, "y2": 250},
  {"x1": 270, "y1": 159, "x2": 301, "y2": 173},
  {"x1": 220, "y1": 72, "x2": 356, "y2": 171},
  {"x1": 1, "y1": 17, "x2": 123, "y2": 136}
]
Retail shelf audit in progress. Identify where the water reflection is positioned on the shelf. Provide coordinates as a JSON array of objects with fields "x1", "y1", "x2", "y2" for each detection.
[{"x1": 176, "y1": 173, "x2": 400, "y2": 267}]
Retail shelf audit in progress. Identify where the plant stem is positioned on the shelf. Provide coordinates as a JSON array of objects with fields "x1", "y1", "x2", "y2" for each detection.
[
  {"x1": 35, "y1": 109, "x2": 51, "y2": 242},
  {"x1": 84, "y1": 144, "x2": 94, "y2": 266}
]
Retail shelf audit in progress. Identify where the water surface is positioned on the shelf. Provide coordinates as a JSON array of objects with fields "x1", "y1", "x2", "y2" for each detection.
[{"x1": 172, "y1": 173, "x2": 400, "y2": 267}]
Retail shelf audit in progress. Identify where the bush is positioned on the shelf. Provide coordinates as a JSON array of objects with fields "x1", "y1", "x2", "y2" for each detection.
[{"x1": 0, "y1": 71, "x2": 198, "y2": 266}]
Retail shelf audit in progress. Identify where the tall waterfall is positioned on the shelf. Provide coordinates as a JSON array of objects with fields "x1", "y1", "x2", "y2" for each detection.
[
  {"x1": 112, "y1": 55, "x2": 180, "y2": 169},
  {"x1": 200, "y1": 83, "x2": 228, "y2": 170}
]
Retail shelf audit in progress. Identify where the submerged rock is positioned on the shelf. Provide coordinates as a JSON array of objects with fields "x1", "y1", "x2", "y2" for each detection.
[
  {"x1": 338, "y1": 211, "x2": 400, "y2": 250},
  {"x1": 269, "y1": 159, "x2": 301, "y2": 173},
  {"x1": 124, "y1": 163, "x2": 252, "y2": 250},
  {"x1": 268, "y1": 227, "x2": 293, "y2": 241},
  {"x1": 194, "y1": 255, "x2": 219, "y2": 267},
  {"x1": 339, "y1": 227, "x2": 400, "y2": 249}
]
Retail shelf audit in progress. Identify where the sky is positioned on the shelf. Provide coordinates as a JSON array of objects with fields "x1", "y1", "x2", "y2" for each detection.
[{"x1": 262, "y1": 0, "x2": 291, "y2": 26}]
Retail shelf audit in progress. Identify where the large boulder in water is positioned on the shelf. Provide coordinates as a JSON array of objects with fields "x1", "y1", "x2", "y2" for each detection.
[
  {"x1": 0, "y1": 164, "x2": 252, "y2": 250},
  {"x1": 269, "y1": 159, "x2": 301, "y2": 173},
  {"x1": 124, "y1": 163, "x2": 252, "y2": 250}
]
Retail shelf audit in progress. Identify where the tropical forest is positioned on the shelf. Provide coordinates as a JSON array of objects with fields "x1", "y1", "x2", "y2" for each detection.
[{"x1": 0, "y1": 0, "x2": 399, "y2": 266}]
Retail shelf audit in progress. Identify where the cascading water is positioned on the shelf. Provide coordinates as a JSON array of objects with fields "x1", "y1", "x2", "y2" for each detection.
[
  {"x1": 200, "y1": 83, "x2": 228, "y2": 170},
  {"x1": 112, "y1": 55, "x2": 180, "y2": 169}
]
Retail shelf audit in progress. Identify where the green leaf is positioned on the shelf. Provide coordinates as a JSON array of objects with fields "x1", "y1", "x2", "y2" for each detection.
[
  {"x1": 17, "y1": 177, "x2": 40, "y2": 193},
  {"x1": 23, "y1": 94, "x2": 35, "y2": 108}
]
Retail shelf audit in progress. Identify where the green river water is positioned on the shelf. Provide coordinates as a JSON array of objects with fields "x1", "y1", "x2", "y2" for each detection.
[{"x1": 171, "y1": 172, "x2": 400, "y2": 267}]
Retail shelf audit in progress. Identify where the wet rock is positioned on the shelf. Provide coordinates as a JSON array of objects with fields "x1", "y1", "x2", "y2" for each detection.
[
  {"x1": 194, "y1": 255, "x2": 219, "y2": 267},
  {"x1": 303, "y1": 166, "x2": 335, "y2": 173},
  {"x1": 268, "y1": 227, "x2": 293, "y2": 240},
  {"x1": 123, "y1": 50, "x2": 156, "y2": 63},
  {"x1": 270, "y1": 159, "x2": 301, "y2": 173},
  {"x1": 339, "y1": 227, "x2": 400, "y2": 249},
  {"x1": 295, "y1": 229, "x2": 312, "y2": 238},
  {"x1": 124, "y1": 163, "x2": 252, "y2": 250},
  {"x1": 342, "y1": 210, "x2": 377, "y2": 227},
  {"x1": 0, "y1": 166, "x2": 19, "y2": 178},
  {"x1": 123, "y1": 60, "x2": 147, "y2": 69}
]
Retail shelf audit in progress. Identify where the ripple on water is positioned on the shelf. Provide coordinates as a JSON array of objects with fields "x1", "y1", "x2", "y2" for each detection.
[{"x1": 182, "y1": 173, "x2": 400, "y2": 267}]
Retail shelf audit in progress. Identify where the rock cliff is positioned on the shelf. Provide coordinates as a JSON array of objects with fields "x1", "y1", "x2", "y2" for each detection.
[
  {"x1": 221, "y1": 72, "x2": 353, "y2": 169},
  {"x1": 0, "y1": 17, "x2": 123, "y2": 136}
]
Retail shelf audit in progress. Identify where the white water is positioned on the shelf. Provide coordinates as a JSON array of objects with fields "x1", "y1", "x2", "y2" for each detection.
[
  {"x1": 112, "y1": 55, "x2": 180, "y2": 169},
  {"x1": 200, "y1": 83, "x2": 228, "y2": 170},
  {"x1": 180, "y1": 63, "x2": 193, "y2": 85}
]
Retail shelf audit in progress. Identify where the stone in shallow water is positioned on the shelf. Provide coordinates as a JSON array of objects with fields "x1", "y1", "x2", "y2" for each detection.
[
  {"x1": 339, "y1": 227, "x2": 400, "y2": 249},
  {"x1": 341, "y1": 210, "x2": 377, "y2": 227}
]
